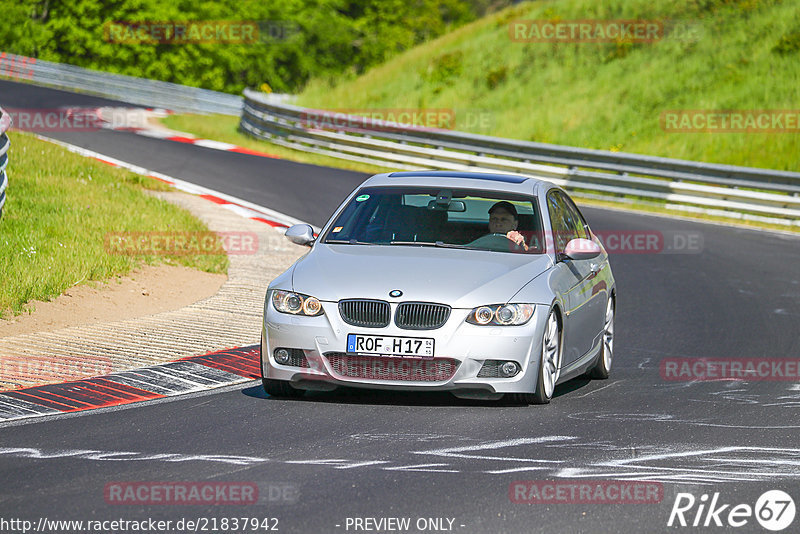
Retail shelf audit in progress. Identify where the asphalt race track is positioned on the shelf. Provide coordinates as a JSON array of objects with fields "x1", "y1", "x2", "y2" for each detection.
[
  {"x1": 0, "y1": 80, "x2": 365, "y2": 227},
  {"x1": 1, "y1": 79, "x2": 799, "y2": 533}
]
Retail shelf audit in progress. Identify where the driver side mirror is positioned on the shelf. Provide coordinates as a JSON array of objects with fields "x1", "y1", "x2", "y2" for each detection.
[
  {"x1": 562, "y1": 238, "x2": 601, "y2": 260},
  {"x1": 284, "y1": 224, "x2": 315, "y2": 246}
]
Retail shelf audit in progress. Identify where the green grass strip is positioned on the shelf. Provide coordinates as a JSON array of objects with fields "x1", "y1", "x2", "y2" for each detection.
[{"x1": 0, "y1": 132, "x2": 227, "y2": 318}]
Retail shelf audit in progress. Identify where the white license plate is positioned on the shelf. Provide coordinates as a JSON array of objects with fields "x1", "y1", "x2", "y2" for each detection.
[{"x1": 346, "y1": 334, "x2": 434, "y2": 358}]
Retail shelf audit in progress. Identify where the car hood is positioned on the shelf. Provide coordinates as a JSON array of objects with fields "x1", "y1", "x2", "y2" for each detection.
[{"x1": 289, "y1": 244, "x2": 552, "y2": 308}]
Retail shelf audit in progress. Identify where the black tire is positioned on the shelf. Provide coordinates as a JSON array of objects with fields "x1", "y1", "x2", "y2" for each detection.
[
  {"x1": 506, "y1": 308, "x2": 561, "y2": 405},
  {"x1": 260, "y1": 334, "x2": 304, "y2": 398},
  {"x1": 587, "y1": 347, "x2": 610, "y2": 380},
  {"x1": 506, "y1": 373, "x2": 549, "y2": 405},
  {"x1": 587, "y1": 296, "x2": 614, "y2": 379},
  {"x1": 262, "y1": 378, "x2": 304, "y2": 398}
]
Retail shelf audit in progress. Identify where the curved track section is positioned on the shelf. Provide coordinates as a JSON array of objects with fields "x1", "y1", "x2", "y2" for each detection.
[
  {"x1": 1, "y1": 79, "x2": 799, "y2": 533},
  {"x1": 0, "y1": 80, "x2": 366, "y2": 227}
]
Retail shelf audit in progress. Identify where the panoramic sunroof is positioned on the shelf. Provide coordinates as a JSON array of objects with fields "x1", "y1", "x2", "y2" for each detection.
[{"x1": 388, "y1": 171, "x2": 529, "y2": 184}]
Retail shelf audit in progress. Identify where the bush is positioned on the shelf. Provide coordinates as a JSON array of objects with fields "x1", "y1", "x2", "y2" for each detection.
[
  {"x1": 423, "y1": 51, "x2": 464, "y2": 85},
  {"x1": 773, "y1": 31, "x2": 800, "y2": 54},
  {"x1": 0, "y1": 0, "x2": 510, "y2": 94},
  {"x1": 486, "y1": 65, "x2": 507, "y2": 89}
]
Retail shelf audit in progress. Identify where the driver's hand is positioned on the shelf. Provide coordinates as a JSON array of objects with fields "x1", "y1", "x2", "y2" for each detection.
[{"x1": 506, "y1": 231, "x2": 528, "y2": 251}]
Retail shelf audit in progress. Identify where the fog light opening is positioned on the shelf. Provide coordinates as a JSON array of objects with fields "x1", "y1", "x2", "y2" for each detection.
[
  {"x1": 274, "y1": 348, "x2": 291, "y2": 365},
  {"x1": 500, "y1": 361, "x2": 520, "y2": 378}
]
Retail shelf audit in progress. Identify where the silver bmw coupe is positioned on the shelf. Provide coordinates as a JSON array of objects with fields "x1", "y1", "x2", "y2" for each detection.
[{"x1": 261, "y1": 171, "x2": 615, "y2": 404}]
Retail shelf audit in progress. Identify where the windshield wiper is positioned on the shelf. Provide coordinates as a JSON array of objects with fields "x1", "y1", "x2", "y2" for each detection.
[
  {"x1": 389, "y1": 240, "x2": 476, "y2": 250},
  {"x1": 433, "y1": 242, "x2": 474, "y2": 250},
  {"x1": 389, "y1": 240, "x2": 438, "y2": 246},
  {"x1": 325, "y1": 239, "x2": 379, "y2": 245}
]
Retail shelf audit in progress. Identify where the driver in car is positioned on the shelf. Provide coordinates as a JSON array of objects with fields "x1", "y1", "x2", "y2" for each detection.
[{"x1": 488, "y1": 201, "x2": 528, "y2": 251}]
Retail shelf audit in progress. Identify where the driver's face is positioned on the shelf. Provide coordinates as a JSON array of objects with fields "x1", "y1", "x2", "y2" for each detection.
[{"x1": 489, "y1": 209, "x2": 518, "y2": 234}]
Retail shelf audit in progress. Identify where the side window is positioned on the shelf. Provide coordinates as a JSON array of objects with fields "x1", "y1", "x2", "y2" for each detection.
[
  {"x1": 547, "y1": 192, "x2": 571, "y2": 254},
  {"x1": 558, "y1": 192, "x2": 589, "y2": 240}
]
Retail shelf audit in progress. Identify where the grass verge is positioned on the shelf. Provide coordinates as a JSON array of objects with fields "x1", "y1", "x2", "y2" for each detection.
[
  {"x1": 573, "y1": 196, "x2": 799, "y2": 234},
  {"x1": 160, "y1": 113, "x2": 390, "y2": 175},
  {"x1": 0, "y1": 131, "x2": 228, "y2": 318}
]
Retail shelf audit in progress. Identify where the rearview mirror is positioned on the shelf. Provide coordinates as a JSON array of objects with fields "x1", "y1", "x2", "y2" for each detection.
[
  {"x1": 563, "y1": 238, "x2": 601, "y2": 260},
  {"x1": 285, "y1": 224, "x2": 315, "y2": 246},
  {"x1": 427, "y1": 199, "x2": 466, "y2": 212}
]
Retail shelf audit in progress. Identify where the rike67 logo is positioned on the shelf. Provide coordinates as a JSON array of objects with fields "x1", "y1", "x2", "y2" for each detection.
[{"x1": 668, "y1": 490, "x2": 796, "y2": 531}]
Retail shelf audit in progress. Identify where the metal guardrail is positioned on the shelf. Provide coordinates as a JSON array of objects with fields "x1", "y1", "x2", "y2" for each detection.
[
  {"x1": 0, "y1": 52, "x2": 243, "y2": 115},
  {"x1": 241, "y1": 89, "x2": 800, "y2": 227},
  {"x1": 0, "y1": 106, "x2": 10, "y2": 218}
]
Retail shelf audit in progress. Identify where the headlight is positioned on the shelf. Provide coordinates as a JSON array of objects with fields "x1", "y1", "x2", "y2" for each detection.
[
  {"x1": 466, "y1": 304, "x2": 534, "y2": 326},
  {"x1": 271, "y1": 290, "x2": 324, "y2": 316}
]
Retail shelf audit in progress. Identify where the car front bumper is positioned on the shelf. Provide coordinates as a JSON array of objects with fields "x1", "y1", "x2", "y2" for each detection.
[{"x1": 262, "y1": 299, "x2": 550, "y2": 396}]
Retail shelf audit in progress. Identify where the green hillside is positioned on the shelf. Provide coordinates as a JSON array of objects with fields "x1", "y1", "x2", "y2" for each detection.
[
  {"x1": 297, "y1": 0, "x2": 800, "y2": 171},
  {"x1": 0, "y1": 0, "x2": 498, "y2": 94}
]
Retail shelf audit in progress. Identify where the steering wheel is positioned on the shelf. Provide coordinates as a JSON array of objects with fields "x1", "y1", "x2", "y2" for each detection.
[{"x1": 466, "y1": 233, "x2": 522, "y2": 251}]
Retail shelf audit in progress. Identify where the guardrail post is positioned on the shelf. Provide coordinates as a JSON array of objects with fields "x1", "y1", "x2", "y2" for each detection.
[{"x1": 0, "y1": 106, "x2": 11, "y2": 220}]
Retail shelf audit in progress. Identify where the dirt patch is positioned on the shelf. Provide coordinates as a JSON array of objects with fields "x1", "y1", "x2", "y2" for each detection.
[{"x1": 0, "y1": 264, "x2": 226, "y2": 337}]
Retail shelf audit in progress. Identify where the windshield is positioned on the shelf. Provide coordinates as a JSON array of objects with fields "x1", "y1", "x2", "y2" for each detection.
[{"x1": 322, "y1": 186, "x2": 544, "y2": 253}]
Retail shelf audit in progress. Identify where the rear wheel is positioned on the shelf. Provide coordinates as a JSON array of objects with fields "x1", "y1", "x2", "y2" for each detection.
[
  {"x1": 588, "y1": 296, "x2": 614, "y2": 379},
  {"x1": 260, "y1": 335, "x2": 304, "y2": 398},
  {"x1": 508, "y1": 308, "x2": 561, "y2": 405}
]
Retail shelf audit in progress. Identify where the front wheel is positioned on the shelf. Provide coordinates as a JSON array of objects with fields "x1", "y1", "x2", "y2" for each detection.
[
  {"x1": 508, "y1": 308, "x2": 561, "y2": 405},
  {"x1": 260, "y1": 334, "x2": 304, "y2": 398},
  {"x1": 262, "y1": 378, "x2": 304, "y2": 398},
  {"x1": 588, "y1": 296, "x2": 614, "y2": 379}
]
